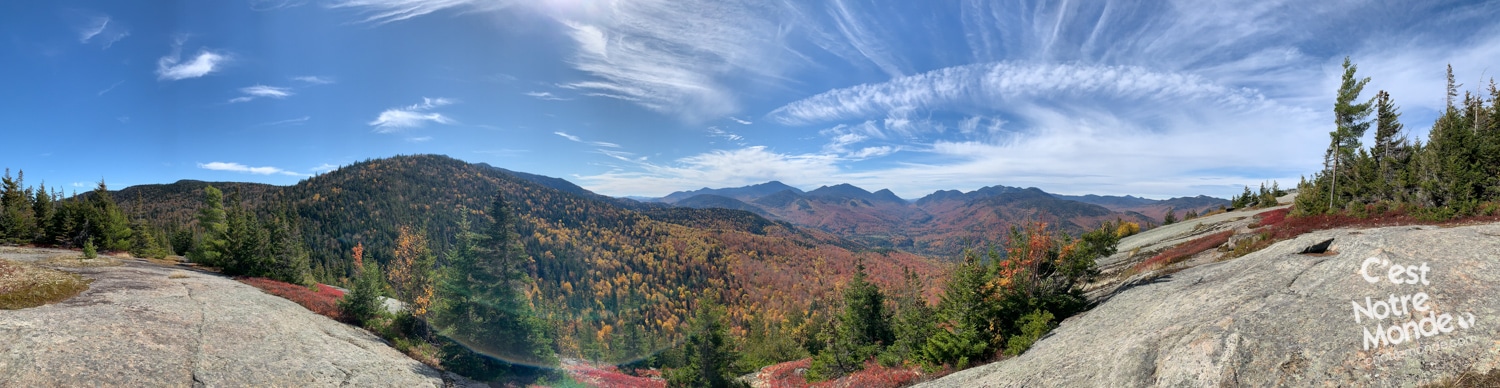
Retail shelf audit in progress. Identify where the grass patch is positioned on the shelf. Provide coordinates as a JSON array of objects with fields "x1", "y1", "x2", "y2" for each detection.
[
  {"x1": 40, "y1": 254, "x2": 122, "y2": 267},
  {"x1": 168, "y1": 271, "x2": 190, "y2": 279},
  {"x1": 1134, "y1": 231, "x2": 1233, "y2": 272},
  {"x1": 0, "y1": 258, "x2": 92, "y2": 310}
]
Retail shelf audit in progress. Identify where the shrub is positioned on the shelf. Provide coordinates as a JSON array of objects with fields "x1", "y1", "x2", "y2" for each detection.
[
  {"x1": 82, "y1": 239, "x2": 97, "y2": 260},
  {"x1": 240, "y1": 277, "x2": 346, "y2": 321},
  {"x1": 1004, "y1": 309, "x2": 1056, "y2": 356},
  {"x1": 1134, "y1": 231, "x2": 1232, "y2": 272}
]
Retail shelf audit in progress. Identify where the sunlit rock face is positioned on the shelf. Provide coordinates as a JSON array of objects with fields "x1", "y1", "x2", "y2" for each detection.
[{"x1": 919, "y1": 224, "x2": 1500, "y2": 387}]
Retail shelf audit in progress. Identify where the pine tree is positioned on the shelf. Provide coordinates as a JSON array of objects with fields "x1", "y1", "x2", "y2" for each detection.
[
  {"x1": 1329, "y1": 57, "x2": 1374, "y2": 210},
  {"x1": 1163, "y1": 209, "x2": 1177, "y2": 225},
  {"x1": 666, "y1": 297, "x2": 748, "y2": 388},
  {"x1": 191, "y1": 186, "x2": 228, "y2": 266},
  {"x1": 85, "y1": 181, "x2": 133, "y2": 252}
]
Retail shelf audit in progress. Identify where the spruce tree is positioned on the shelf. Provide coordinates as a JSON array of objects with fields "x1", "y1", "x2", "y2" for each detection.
[
  {"x1": 921, "y1": 251, "x2": 999, "y2": 369},
  {"x1": 1163, "y1": 209, "x2": 1177, "y2": 225},
  {"x1": 430, "y1": 195, "x2": 557, "y2": 368},
  {"x1": 31, "y1": 182, "x2": 53, "y2": 243},
  {"x1": 666, "y1": 298, "x2": 748, "y2": 388},
  {"x1": 809, "y1": 262, "x2": 893, "y2": 381},
  {"x1": 883, "y1": 267, "x2": 934, "y2": 365}
]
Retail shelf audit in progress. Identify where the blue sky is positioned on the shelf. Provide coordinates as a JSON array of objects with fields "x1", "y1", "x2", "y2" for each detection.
[{"x1": 2, "y1": 1, "x2": 1498, "y2": 200}]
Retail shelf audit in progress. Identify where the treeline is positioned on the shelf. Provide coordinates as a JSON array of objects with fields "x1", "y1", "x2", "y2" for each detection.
[
  {"x1": 637, "y1": 220, "x2": 1130, "y2": 387},
  {"x1": 1294, "y1": 59, "x2": 1500, "y2": 219},
  {"x1": 0, "y1": 173, "x2": 171, "y2": 259}
]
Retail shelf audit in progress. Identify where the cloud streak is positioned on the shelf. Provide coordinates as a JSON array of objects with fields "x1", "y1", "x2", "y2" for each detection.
[
  {"x1": 198, "y1": 162, "x2": 305, "y2": 176},
  {"x1": 230, "y1": 85, "x2": 294, "y2": 103}
]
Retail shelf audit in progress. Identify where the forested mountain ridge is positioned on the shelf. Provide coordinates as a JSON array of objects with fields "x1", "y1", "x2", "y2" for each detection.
[
  {"x1": 110, "y1": 154, "x2": 945, "y2": 364},
  {"x1": 655, "y1": 182, "x2": 1172, "y2": 256}
]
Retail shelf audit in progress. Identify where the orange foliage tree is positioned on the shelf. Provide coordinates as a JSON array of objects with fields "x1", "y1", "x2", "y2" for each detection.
[{"x1": 389, "y1": 225, "x2": 436, "y2": 316}]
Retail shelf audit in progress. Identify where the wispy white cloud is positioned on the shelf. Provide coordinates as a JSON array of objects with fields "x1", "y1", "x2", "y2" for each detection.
[
  {"x1": 406, "y1": 136, "x2": 433, "y2": 142},
  {"x1": 292, "y1": 75, "x2": 334, "y2": 84},
  {"x1": 326, "y1": 0, "x2": 517, "y2": 24},
  {"x1": 554, "y1": 131, "x2": 621, "y2": 148},
  {"x1": 310, "y1": 163, "x2": 340, "y2": 172},
  {"x1": 256, "y1": 116, "x2": 311, "y2": 126},
  {"x1": 707, "y1": 126, "x2": 744, "y2": 143},
  {"x1": 76, "y1": 14, "x2": 129, "y2": 48},
  {"x1": 78, "y1": 16, "x2": 109, "y2": 43},
  {"x1": 771, "y1": 62, "x2": 1276, "y2": 126},
  {"x1": 368, "y1": 97, "x2": 455, "y2": 132},
  {"x1": 157, "y1": 38, "x2": 227, "y2": 81},
  {"x1": 198, "y1": 161, "x2": 305, "y2": 176},
  {"x1": 96, "y1": 80, "x2": 124, "y2": 96},
  {"x1": 230, "y1": 85, "x2": 294, "y2": 103},
  {"x1": 729, "y1": 117, "x2": 753, "y2": 125},
  {"x1": 250, "y1": 0, "x2": 308, "y2": 11},
  {"x1": 525, "y1": 91, "x2": 570, "y2": 101},
  {"x1": 827, "y1": 0, "x2": 905, "y2": 77}
]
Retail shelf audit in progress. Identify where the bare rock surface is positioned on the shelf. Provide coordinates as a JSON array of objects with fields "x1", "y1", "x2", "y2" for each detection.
[
  {"x1": 918, "y1": 223, "x2": 1500, "y2": 387},
  {"x1": 0, "y1": 247, "x2": 444, "y2": 387}
]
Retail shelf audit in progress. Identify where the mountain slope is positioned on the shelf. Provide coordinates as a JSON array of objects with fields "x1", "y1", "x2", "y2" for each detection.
[{"x1": 121, "y1": 154, "x2": 945, "y2": 364}]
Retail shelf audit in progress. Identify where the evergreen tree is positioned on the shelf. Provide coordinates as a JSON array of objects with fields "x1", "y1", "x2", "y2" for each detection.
[
  {"x1": 1163, "y1": 209, "x2": 1177, "y2": 225},
  {"x1": 31, "y1": 182, "x2": 53, "y2": 243},
  {"x1": 882, "y1": 267, "x2": 934, "y2": 365},
  {"x1": 0, "y1": 169, "x2": 33, "y2": 244},
  {"x1": 921, "y1": 251, "x2": 999, "y2": 369},
  {"x1": 666, "y1": 297, "x2": 748, "y2": 388},
  {"x1": 1328, "y1": 57, "x2": 1374, "y2": 210},
  {"x1": 809, "y1": 262, "x2": 893, "y2": 381},
  {"x1": 340, "y1": 252, "x2": 384, "y2": 326},
  {"x1": 221, "y1": 192, "x2": 269, "y2": 276},
  {"x1": 86, "y1": 181, "x2": 133, "y2": 252},
  {"x1": 191, "y1": 186, "x2": 229, "y2": 266},
  {"x1": 1372, "y1": 90, "x2": 1406, "y2": 171},
  {"x1": 429, "y1": 196, "x2": 557, "y2": 368},
  {"x1": 264, "y1": 208, "x2": 312, "y2": 284}
]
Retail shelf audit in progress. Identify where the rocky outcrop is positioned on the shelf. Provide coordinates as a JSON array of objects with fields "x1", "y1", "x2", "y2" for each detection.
[
  {"x1": 919, "y1": 223, "x2": 1500, "y2": 387},
  {"x1": 0, "y1": 248, "x2": 445, "y2": 387}
]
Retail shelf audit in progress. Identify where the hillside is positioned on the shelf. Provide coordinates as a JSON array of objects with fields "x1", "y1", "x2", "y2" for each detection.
[{"x1": 117, "y1": 154, "x2": 946, "y2": 364}]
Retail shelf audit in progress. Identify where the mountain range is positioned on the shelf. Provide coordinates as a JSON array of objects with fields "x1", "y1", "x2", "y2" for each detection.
[{"x1": 649, "y1": 181, "x2": 1229, "y2": 255}]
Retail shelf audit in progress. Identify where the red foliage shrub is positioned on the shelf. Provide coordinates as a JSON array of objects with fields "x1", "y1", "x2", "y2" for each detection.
[
  {"x1": 564, "y1": 362, "x2": 665, "y2": 388},
  {"x1": 239, "y1": 277, "x2": 346, "y2": 321},
  {"x1": 1135, "y1": 231, "x2": 1232, "y2": 271},
  {"x1": 1252, "y1": 208, "x2": 1289, "y2": 228},
  {"x1": 758, "y1": 359, "x2": 926, "y2": 388}
]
